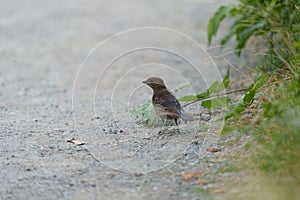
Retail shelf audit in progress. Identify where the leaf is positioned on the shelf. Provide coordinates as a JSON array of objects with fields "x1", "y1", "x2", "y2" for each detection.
[
  {"x1": 202, "y1": 96, "x2": 231, "y2": 109},
  {"x1": 208, "y1": 81, "x2": 223, "y2": 94},
  {"x1": 179, "y1": 92, "x2": 210, "y2": 102},
  {"x1": 243, "y1": 72, "x2": 268, "y2": 104},
  {"x1": 180, "y1": 69, "x2": 230, "y2": 103},
  {"x1": 196, "y1": 91, "x2": 210, "y2": 99},
  {"x1": 207, "y1": 147, "x2": 222, "y2": 152},
  {"x1": 243, "y1": 90, "x2": 256, "y2": 104},
  {"x1": 183, "y1": 171, "x2": 201, "y2": 182},
  {"x1": 222, "y1": 68, "x2": 230, "y2": 89},
  {"x1": 208, "y1": 69, "x2": 230, "y2": 94},
  {"x1": 180, "y1": 95, "x2": 198, "y2": 102},
  {"x1": 250, "y1": 72, "x2": 269, "y2": 91},
  {"x1": 208, "y1": 4, "x2": 237, "y2": 45},
  {"x1": 225, "y1": 73, "x2": 268, "y2": 119},
  {"x1": 221, "y1": 22, "x2": 238, "y2": 46},
  {"x1": 236, "y1": 21, "x2": 268, "y2": 55}
]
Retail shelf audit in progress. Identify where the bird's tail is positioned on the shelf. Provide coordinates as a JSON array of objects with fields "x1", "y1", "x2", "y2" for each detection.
[{"x1": 181, "y1": 109, "x2": 194, "y2": 121}]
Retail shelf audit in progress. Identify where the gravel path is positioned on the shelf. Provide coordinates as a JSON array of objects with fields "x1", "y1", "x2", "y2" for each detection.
[{"x1": 0, "y1": 0, "x2": 246, "y2": 199}]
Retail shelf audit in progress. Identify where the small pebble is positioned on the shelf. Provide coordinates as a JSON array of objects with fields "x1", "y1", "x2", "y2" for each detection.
[{"x1": 200, "y1": 113, "x2": 211, "y2": 121}]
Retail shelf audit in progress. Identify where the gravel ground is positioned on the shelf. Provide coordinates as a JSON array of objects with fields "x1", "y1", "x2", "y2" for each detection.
[{"x1": 0, "y1": 0, "x2": 251, "y2": 199}]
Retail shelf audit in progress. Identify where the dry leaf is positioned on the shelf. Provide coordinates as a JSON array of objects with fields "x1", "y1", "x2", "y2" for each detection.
[
  {"x1": 183, "y1": 171, "x2": 201, "y2": 181},
  {"x1": 196, "y1": 179, "x2": 208, "y2": 185},
  {"x1": 206, "y1": 147, "x2": 221, "y2": 152},
  {"x1": 67, "y1": 138, "x2": 85, "y2": 146}
]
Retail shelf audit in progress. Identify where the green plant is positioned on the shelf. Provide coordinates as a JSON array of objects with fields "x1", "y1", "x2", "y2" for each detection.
[
  {"x1": 225, "y1": 72, "x2": 268, "y2": 120},
  {"x1": 208, "y1": 0, "x2": 300, "y2": 71},
  {"x1": 180, "y1": 68, "x2": 231, "y2": 109},
  {"x1": 207, "y1": 1, "x2": 300, "y2": 198},
  {"x1": 248, "y1": 78, "x2": 300, "y2": 197}
]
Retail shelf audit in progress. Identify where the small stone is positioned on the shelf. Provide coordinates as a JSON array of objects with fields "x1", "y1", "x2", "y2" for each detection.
[
  {"x1": 200, "y1": 113, "x2": 211, "y2": 121},
  {"x1": 103, "y1": 127, "x2": 118, "y2": 134}
]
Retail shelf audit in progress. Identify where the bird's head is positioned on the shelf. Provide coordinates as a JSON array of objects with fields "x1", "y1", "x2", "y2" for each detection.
[{"x1": 143, "y1": 77, "x2": 166, "y2": 90}]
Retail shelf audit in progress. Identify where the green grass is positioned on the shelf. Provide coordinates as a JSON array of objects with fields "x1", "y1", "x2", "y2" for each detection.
[
  {"x1": 208, "y1": 0, "x2": 300, "y2": 199},
  {"x1": 223, "y1": 78, "x2": 300, "y2": 199},
  {"x1": 251, "y1": 78, "x2": 300, "y2": 179}
]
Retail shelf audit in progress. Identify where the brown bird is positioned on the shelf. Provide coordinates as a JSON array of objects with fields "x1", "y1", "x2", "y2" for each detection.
[{"x1": 143, "y1": 77, "x2": 193, "y2": 133}]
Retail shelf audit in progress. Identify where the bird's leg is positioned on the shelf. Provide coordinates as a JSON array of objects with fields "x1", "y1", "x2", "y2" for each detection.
[
  {"x1": 174, "y1": 119, "x2": 180, "y2": 133},
  {"x1": 158, "y1": 119, "x2": 166, "y2": 134}
]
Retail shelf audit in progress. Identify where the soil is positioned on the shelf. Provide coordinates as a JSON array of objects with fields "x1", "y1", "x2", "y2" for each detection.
[{"x1": 0, "y1": 0, "x2": 251, "y2": 199}]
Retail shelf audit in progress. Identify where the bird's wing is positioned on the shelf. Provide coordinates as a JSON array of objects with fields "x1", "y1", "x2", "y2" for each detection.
[{"x1": 153, "y1": 90, "x2": 181, "y2": 118}]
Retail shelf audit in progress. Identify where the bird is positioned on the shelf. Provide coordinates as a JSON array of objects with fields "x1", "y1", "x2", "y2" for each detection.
[{"x1": 143, "y1": 77, "x2": 193, "y2": 133}]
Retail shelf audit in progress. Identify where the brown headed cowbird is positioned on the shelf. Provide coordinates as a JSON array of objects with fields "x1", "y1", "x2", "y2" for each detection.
[{"x1": 143, "y1": 77, "x2": 193, "y2": 132}]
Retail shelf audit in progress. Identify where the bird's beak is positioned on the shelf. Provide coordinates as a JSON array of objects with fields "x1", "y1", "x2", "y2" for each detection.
[{"x1": 142, "y1": 80, "x2": 147, "y2": 84}]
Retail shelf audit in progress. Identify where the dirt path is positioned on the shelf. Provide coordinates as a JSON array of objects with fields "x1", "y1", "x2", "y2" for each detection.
[{"x1": 0, "y1": 0, "x2": 244, "y2": 199}]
